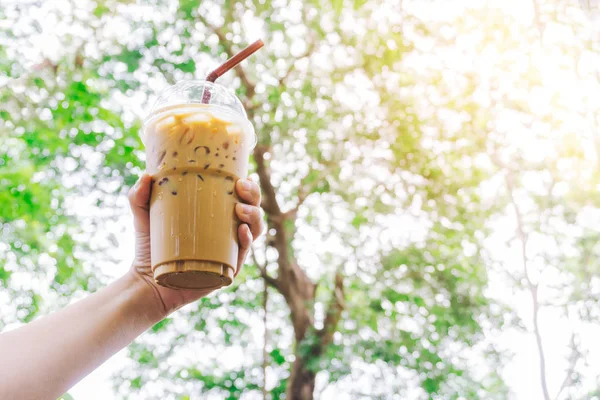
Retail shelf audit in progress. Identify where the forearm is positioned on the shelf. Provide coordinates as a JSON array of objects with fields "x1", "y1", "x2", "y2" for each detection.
[{"x1": 0, "y1": 271, "x2": 165, "y2": 400}]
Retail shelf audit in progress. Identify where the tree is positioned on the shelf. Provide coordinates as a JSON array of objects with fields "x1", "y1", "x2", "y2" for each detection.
[
  {"x1": 2, "y1": 0, "x2": 599, "y2": 399},
  {"x1": 98, "y1": 1, "x2": 502, "y2": 398}
]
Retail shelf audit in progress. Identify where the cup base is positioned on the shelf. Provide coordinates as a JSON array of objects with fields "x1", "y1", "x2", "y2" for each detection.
[{"x1": 153, "y1": 260, "x2": 234, "y2": 290}]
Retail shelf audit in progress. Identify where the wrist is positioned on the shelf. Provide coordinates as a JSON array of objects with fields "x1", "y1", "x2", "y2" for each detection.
[{"x1": 125, "y1": 270, "x2": 169, "y2": 322}]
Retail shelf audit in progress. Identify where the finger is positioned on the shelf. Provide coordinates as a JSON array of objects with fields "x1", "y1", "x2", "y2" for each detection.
[
  {"x1": 128, "y1": 173, "x2": 153, "y2": 233},
  {"x1": 235, "y1": 178, "x2": 261, "y2": 207},
  {"x1": 235, "y1": 203, "x2": 264, "y2": 239},
  {"x1": 236, "y1": 223, "x2": 252, "y2": 276}
]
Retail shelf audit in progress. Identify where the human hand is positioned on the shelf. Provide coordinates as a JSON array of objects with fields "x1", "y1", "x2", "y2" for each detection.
[{"x1": 127, "y1": 173, "x2": 264, "y2": 317}]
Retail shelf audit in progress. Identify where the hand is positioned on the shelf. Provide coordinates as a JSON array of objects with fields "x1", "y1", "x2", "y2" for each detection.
[{"x1": 127, "y1": 173, "x2": 264, "y2": 317}]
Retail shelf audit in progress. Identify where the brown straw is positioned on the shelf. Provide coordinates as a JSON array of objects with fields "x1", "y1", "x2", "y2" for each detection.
[{"x1": 202, "y1": 39, "x2": 264, "y2": 103}]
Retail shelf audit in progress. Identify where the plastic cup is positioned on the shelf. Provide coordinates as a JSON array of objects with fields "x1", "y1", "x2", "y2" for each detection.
[{"x1": 142, "y1": 81, "x2": 256, "y2": 290}]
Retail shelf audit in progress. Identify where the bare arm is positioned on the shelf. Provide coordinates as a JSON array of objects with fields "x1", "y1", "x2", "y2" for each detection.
[
  {"x1": 0, "y1": 272, "x2": 163, "y2": 400},
  {"x1": 0, "y1": 173, "x2": 264, "y2": 400}
]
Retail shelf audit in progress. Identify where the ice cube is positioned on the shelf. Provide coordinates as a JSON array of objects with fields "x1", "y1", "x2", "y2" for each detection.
[
  {"x1": 182, "y1": 112, "x2": 211, "y2": 125},
  {"x1": 226, "y1": 125, "x2": 242, "y2": 135},
  {"x1": 153, "y1": 116, "x2": 177, "y2": 132}
]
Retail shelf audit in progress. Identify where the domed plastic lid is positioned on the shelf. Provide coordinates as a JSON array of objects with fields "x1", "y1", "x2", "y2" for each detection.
[
  {"x1": 143, "y1": 80, "x2": 256, "y2": 148},
  {"x1": 146, "y1": 80, "x2": 247, "y2": 119}
]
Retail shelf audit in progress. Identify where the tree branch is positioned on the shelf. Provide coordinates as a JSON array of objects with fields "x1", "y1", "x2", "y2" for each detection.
[
  {"x1": 197, "y1": 14, "x2": 257, "y2": 99},
  {"x1": 317, "y1": 270, "x2": 345, "y2": 347},
  {"x1": 254, "y1": 145, "x2": 282, "y2": 216},
  {"x1": 262, "y1": 278, "x2": 269, "y2": 400},
  {"x1": 251, "y1": 245, "x2": 279, "y2": 290},
  {"x1": 282, "y1": 167, "x2": 330, "y2": 220},
  {"x1": 277, "y1": 40, "x2": 316, "y2": 87},
  {"x1": 531, "y1": 0, "x2": 544, "y2": 45},
  {"x1": 554, "y1": 332, "x2": 578, "y2": 400},
  {"x1": 505, "y1": 172, "x2": 551, "y2": 400}
]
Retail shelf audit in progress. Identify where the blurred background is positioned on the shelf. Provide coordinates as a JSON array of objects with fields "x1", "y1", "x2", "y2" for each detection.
[{"x1": 1, "y1": 0, "x2": 600, "y2": 399}]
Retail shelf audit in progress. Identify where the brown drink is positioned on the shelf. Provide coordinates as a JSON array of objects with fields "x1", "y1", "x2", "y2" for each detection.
[{"x1": 143, "y1": 82, "x2": 255, "y2": 290}]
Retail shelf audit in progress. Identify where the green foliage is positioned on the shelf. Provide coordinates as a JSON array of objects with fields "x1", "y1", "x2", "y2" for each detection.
[
  {"x1": 0, "y1": 263, "x2": 11, "y2": 286},
  {"x1": 93, "y1": 3, "x2": 110, "y2": 18},
  {"x1": 1, "y1": 0, "x2": 505, "y2": 397},
  {"x1": 2, "y1": 0, "x2": 599, "y2": 399},
  {"x1": 186, "y1": 368, "x2": 261, "y2": 399},
  {"x1": 151, "y1": 318, "x2": 173, "y2": 333},
  {"x1": 269, "y1": 348, "x2": 286, "y2": 366},
  {"x1": 174, "y1": 59, "x2": 196, "y2": 74},
  {"x1": 179, "y1": 0, "x2": 201, "y2": 19},
  {"x1": 131, "y1": 376, "x2": 143, "y2": 389},
  {"x1": 21, "y1": 293, "x2": 43, "y2": 323}
]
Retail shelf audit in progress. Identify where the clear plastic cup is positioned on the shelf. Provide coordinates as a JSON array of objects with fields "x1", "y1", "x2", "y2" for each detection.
[{"x1": 142, "y1": 81, "x2": 256, "y2": 290}]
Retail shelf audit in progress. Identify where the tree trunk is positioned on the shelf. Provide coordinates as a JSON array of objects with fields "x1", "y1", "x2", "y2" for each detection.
[
  {"x1": 262, "y1": 280, "x2": 268, "y2": 400},
  {"x1": 253, "y1": 145, "x2": 345, "y2": 400},
  {"x1": 287, "y1": 357, "x2": 317, "y2": 400},
  {"x1": 204, "y1": 33, "x2": 345, "y2": 399}
]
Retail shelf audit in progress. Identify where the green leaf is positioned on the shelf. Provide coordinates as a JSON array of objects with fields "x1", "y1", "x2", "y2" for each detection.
[
  {"x1": 131, "y1": 376, "x2": 142, "y2": 389},
  {"x1": 93, "y1": 3, "x2": 110, "y2": 18},
  {"x1": 151, "y1": 318, "x2": 172, "y2": 332},
  {"x1": 270, "y1": 348, "x2": 286, "y2": 366},
  {"x1": 0, "y1": 265, "x2": 11, "y2": 286},
  {"x1": 267, "y1": 86, "x2": 282, "y2": 104},
  {"x1": 137, "y1": 349, "x2": 156, "y2": 365},
  {"x1": 332, "y1": 0, "x2": 343, "y2": 15},
  {"x1": 353, "y1": 0, "x2": 368, "y2": 10},
  {"x1": 115, "y1": 49, "x2": 144, "y2": 73},
  {"x1": 314, "y1": 178, "x2": 330, "y2": 194},
  {"x1": 422, "y1": 377, "x2": 441, "y2": 394},
  {"x1": 179, "y1": 0, "x2": 200, "y2": 19},
  {"x1": 351, "y1": 213, "x2": 368, "y2": 228},
  {"x1": 22, "y1": 294, "x2": 42, "y2": 323},
  {"x1": 33, "y1": 77, "x2": 45, "y2": 88},
  {"x1": 174, "y1": 59, "x2": 196, "y2": 73}
]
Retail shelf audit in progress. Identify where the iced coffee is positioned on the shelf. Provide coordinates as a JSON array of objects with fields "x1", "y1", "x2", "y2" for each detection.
[{"x1": 143, "y1": 91, "x2": 255, "y2": 289}]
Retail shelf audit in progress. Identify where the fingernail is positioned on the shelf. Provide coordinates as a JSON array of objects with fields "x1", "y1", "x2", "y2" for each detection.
[
  {"x1": 240, "y1": 180, "x2": 251, "y2": 191},
  {"x1": 240, "y1": 204, "x2": 252, "y2": 215}
]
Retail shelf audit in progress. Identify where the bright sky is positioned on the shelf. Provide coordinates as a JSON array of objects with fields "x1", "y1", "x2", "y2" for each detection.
[{"x1": 3, "y1": 0, "x2": 600, "y2": 399}]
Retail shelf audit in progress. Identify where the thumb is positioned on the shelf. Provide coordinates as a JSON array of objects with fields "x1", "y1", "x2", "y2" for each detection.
[{"x1": 128, "y1": 173, "x2": 153, "y2": 233}]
